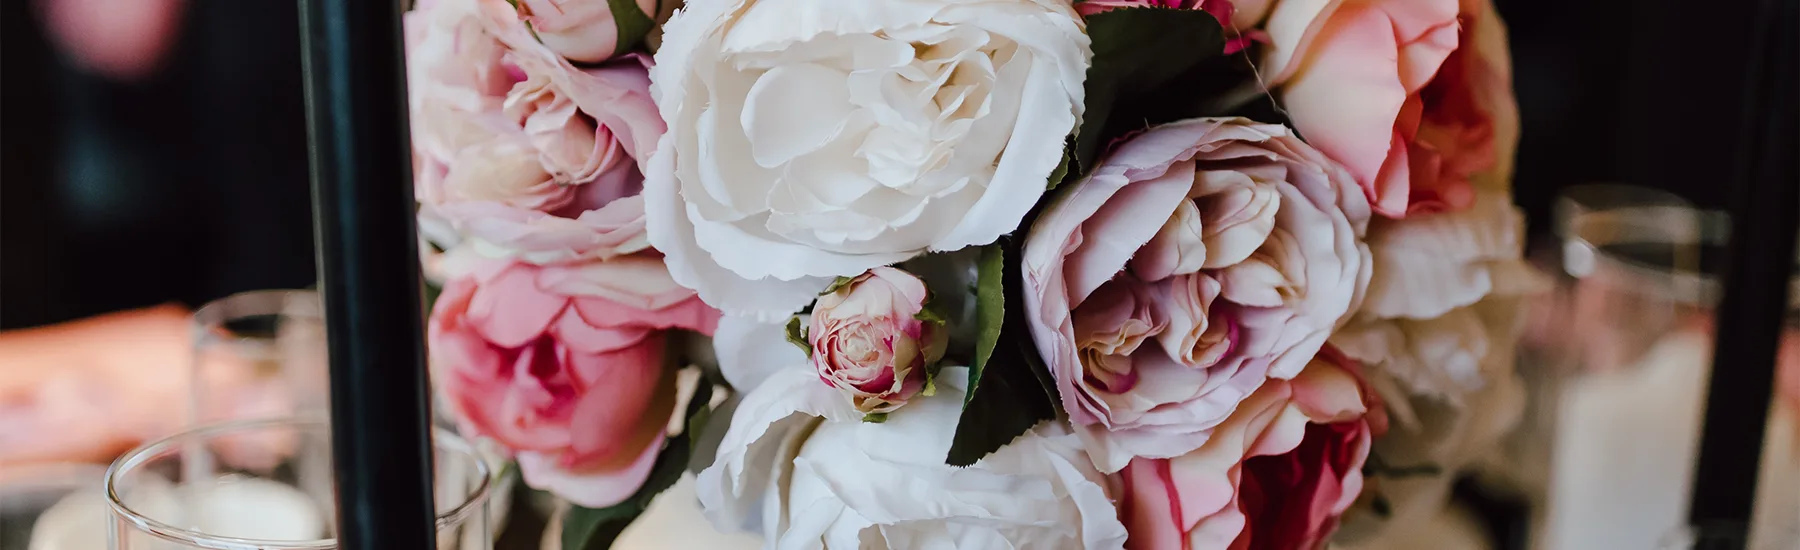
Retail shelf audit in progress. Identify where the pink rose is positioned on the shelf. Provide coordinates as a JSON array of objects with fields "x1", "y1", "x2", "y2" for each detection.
[
  {"x1": 1022, "y1": 117, "x2": 1370, "y2": 473},
  {"x1": 406, "y1": 0, "x2": 664, "y2": 266},
  {"x1": 1116, "y1": 351, "x2": 1376, "y2": 550},
  {"x1": 1260, "y1": 0, "x2": 1515, "y2": 218},
  {"x1": 808, "y1": 267, "x2": 949, "y2": 414},
  {"x1": 429, "y1": 257, "x2": 719, "y2": 507},
  {"x1": 1073, "y1": 0, "x2": 1264, "y2": 54},
  {"x1": 515, "y1": 0, "x2": 661, "y2": 63}
]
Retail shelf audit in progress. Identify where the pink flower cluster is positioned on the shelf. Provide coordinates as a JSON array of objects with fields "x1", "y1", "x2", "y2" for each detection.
[
  {"x1": 1008, "y1": 0, "x2": 1512, "y2": 545},
  {"x1": 408, "y1": 0, "x2": 712, "y2": 508}
]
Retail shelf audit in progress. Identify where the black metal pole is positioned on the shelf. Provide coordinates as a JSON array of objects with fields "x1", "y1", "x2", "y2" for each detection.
[
  {"x1": 1688, "y1": 0, "x2": 1800, "y2": 533},
  {"x1": 297, "y1": 0, "x2": 438, "y2": 548}
]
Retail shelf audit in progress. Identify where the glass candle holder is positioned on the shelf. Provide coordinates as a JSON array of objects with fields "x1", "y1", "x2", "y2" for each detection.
[
  {"x1": 1535, "y1": 184, "x2": 1800, "y2": 550},
  {"x1": 105, "y1": 418, "x2": 491, "y2": 550},
  {"x1": 190, "y1": 290, "x2": 328, "y2": 425}
]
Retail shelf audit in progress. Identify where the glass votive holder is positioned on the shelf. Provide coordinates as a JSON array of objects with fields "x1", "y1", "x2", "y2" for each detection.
[
  {"x1": 105, "y1": 418, "x2": 490, "y2": 550},
  {"x1": 190, "y1": 290, "x2": 327, "y2": 425}
]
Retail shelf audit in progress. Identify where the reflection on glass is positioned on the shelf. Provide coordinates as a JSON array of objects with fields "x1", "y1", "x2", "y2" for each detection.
[
  {"x1": 190, "y1": 290, "x2": 328, "y2": 425},
  {"x1": 105, "y1": 418, "x2": 491, "y2": 550}
]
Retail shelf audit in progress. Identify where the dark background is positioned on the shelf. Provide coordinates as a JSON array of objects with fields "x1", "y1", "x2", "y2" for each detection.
[{"x1": 0, "y1": 0, "x2": 1763, "y2": 329}]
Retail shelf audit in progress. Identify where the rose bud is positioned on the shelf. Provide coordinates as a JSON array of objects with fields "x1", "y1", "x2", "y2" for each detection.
[
  {"x1": 515, "y1": 0, "x2": 662, "y2": 63},
  {"x1": 807, "y1": 267, "x2": 949, "y2": 415}
]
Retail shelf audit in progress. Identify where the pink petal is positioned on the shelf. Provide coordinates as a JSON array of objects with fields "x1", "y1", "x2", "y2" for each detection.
[{"x1": 517, "y1": 439, "x2": 662, "y2": 508}]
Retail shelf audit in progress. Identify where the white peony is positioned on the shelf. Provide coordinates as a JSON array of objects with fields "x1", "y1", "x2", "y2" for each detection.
[
  {"x1": 1328, "y1": 187, "x2": 1543, "y2": 543},
  {"x1": 1332, "y1": 187, "x2": 1546, "y2": 401},
  {"x1": 696, "y1": 367, "x2": 1127, "y2": 549},
  {"x1": 646, "y1": 0, "x2": 1092, "y2": 319}
]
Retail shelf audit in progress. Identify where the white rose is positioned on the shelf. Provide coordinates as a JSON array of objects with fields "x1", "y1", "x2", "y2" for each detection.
[
  {"x1": 1354, "y1": 189, "x2": 1540, "y2": 321},
  {"x1": 1333, "y1": 188, "x2": 1547, "y2": 401},
  {"x1": 697, "y1": 367, "x2": 1127, "y2": 549},
  {"x1": 646, "y1": 0, "x2": 1092, "y2": 319}
]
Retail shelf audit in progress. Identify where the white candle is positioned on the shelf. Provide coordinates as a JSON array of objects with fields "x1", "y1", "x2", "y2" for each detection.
[
  {"x1": 30, "y1": 476, "x2": 180, "y2": 550},
  {"x1": 1541, "y1": 331, "x2": 1800, "y2": 550},
  {"x1": 27, "y1": 475, "x2": 325, "y2": 550},
  {"x1": 179, "y1": 477, "x2": 326, "y2": 541}
]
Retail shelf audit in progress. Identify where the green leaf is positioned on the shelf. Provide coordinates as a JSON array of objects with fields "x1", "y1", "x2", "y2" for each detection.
[
  {"x1": 963, "y1": 244, "x2": 1007, "y2": 406},
  {"x1": 819, "y1": 275, "x2": 860, "y2": 296},
  {"x1": 784, "y1": 316, "x2": 811, "y2": 358},
  {"x1": 607, "y1": 0, "x2": 657, "y2": 55},
  {"x1": 1075, "y1": 8, "x2": 1229, "y2": 170},
  {"x1": 913, "y1": 304, "x2": 949, "y2": 325},
  {"x1": 1045, "y1": 140, "x2": 1075, "y2": 191},
  {"x1": 862, "y1": 412, "x2": 890, "y2": 423},
  {"x1": 945, "y1": 239, "x2": 1059, "y2": 467},
  {"x1": 683, "y1": 381, "x2": 715, "y2": 454},
  {"x1": 561, "y1": 377, "x2": 715, "y2": 550}
]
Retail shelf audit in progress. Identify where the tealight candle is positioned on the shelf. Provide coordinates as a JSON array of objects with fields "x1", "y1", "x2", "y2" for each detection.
[
  {"x1": 29, "y1": 475, "x2": 325, "y2": 550},
  {"x1": 179, "y1": 476, "x2": 326, "y2": 541},
  {"x1": 31, "y1": 476, "x2": 180, "y2": 550}
]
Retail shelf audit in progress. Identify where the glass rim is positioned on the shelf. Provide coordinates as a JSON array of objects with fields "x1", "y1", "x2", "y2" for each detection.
[
  {"x1": 191, "y1": 289, "x2": 322, "y2": 359},
  {"x1": 104, "y1": 417, "x2": 491, "y2": 550}
]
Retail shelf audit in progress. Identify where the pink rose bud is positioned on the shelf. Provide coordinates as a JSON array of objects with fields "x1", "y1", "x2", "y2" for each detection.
[
  {"x1": 808, "y1": 267, "x2": 949, "y2": 415},
  {"x1": 516, "y1": 0, "x2": 661, "y2": 63}
]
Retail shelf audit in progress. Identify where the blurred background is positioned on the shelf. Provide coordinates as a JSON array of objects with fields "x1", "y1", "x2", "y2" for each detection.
[{"x1": 0, "y1": 0, "x2": 1766, "y2": 328}]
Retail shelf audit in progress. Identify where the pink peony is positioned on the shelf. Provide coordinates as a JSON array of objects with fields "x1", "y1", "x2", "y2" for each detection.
[
  {"x1": 1116, "y1": 351, "x2": 1376, "y2": 550},
  {"x1": 514, "y1": 0, "x2": 661, "y2": 63},
  {"x1": 429, "y1": 257, "x2": 718, "y2": 507},
  {"x1": 406, "y1": 0, "x2": 664, "y2": 266},
  {"x1": 1022, "y1": 117, "x2": 1369, "y2": 473},
  {"x1": 1260, "y1": 0, "x2": 1515, "y2": 218},
  {"x1": 808, "y1": 267, "x2": 949, "y2": 414}
]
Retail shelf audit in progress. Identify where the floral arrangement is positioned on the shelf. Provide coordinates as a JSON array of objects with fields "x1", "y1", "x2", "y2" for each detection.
[{"x1": 407, "y1": 0, "x2": 1541, "y2": 547}]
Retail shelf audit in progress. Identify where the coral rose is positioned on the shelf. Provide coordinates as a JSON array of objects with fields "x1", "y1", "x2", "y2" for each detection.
[{"x1": 1261, "y1": 0, "x2": 1516, "y2": 217}]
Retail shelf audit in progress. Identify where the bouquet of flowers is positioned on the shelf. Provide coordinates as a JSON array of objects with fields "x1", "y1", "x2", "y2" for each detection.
[{"x1": 407, "y1": 0, "x2": 1542, "y2": 547}]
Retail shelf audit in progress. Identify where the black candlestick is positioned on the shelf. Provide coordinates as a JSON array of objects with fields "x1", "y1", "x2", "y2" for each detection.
[
  {"x1": 1688, "y1": 0, "x2": 1799, "y2": 528},
  {"x1": 297, "y1": 0, "x2": 438, "y2": 548}
]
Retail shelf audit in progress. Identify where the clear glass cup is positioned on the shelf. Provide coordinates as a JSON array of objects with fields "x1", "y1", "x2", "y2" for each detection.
[
  {"x1": 190, "y1": 290, "x2": 328, "y2": 425},
  {"x1": 105, "y1": 418, "x2": 491, "y2": 550},
  {"x1": 1533, "y1": 183, "x2": 1800, "y2": 550}
]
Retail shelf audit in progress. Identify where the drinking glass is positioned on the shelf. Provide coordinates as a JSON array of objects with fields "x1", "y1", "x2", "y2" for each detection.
[
  {"x1": 1534, "y1": 184, "x2": 1800, "y2": 550},
  {"x1": 105, "y1": 418, "x2": 491, "y2": 550},
  {"x1": 190, "y1": 290, "x2": 328, "y2": 424}
]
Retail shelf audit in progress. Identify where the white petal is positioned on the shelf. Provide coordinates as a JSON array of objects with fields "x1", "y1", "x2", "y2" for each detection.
[
  {"x1": 1359, "y1": 189, "x2": 1528, "y2": 320},
  {"x1": 934, "y1": 55, "x2": 1071, "y2": 251},
  {"x1": 693, "y1": 209, "x2": 911, "y2": 281},
  {"x1": 645, "y1": 134, "x2": 831, "y2": 319},
  {"x1": 743, "y1": 63, "x2": 856, "y2": 168},
  {"x1": 697, "y1": 367, "x2": 858, "y2": 534},
  {"x1": 713, "y1": 315, "x2": 809, "y2": 393}
]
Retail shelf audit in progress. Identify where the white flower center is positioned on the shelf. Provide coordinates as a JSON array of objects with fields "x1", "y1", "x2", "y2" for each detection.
[{"x1": 716, "y1": 25, "x2": 1022, "y2": 252}]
